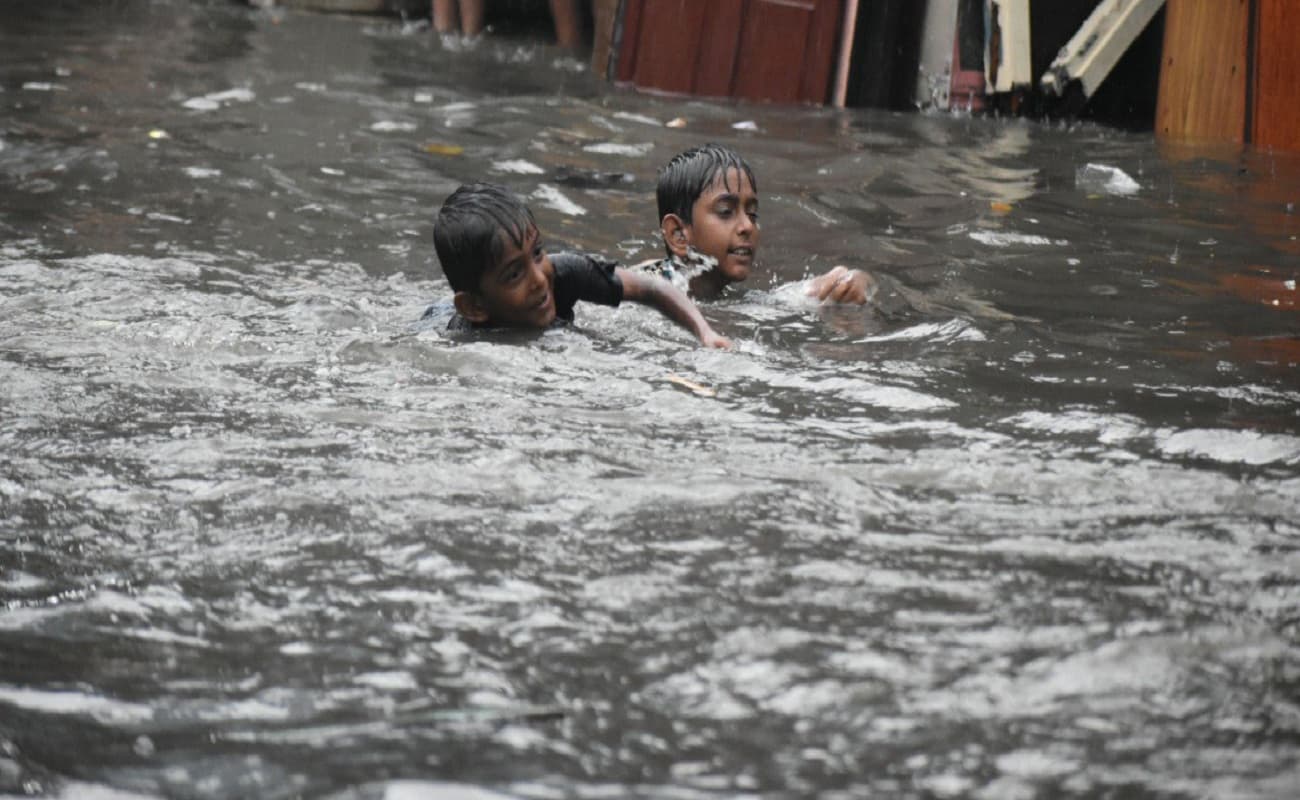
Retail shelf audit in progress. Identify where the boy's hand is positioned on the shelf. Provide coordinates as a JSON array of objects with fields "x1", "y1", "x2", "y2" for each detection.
[
  {"x1": 807, "y1": 266, "x2": 875, "y2": 305},
  {"x1": 700, "y1": 330, "x2": 732, "y2": 349}
]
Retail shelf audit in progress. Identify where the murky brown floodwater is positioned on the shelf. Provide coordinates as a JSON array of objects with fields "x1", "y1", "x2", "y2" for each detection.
[{"x1": 2, "y1": 1, "x2": 1299, "y2": 798}]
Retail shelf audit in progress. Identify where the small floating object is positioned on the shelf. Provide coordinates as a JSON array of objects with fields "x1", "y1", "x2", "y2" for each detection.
[
  {"x1": 421, "y1": 142, "x2": 464, "y2": 156},
  {"x1": 990, "y1": 201, "x2": 1013, "y2": 214},
  {"x1": 666, "y1": 117, "x2": 687, "y2": 128},
  {"x1": 1075, "y1": 163, "x2": 1140, "y2": 196},
  {"x1": 666, "y1": 375, "x2": 716, "y2": 397},
  {"x1": 147, "y1": 129, "x2": 170, "y2": 140},
  {"x1": 732, "y1": 120, "x2": 759, "y2": 131},
  {"x1": 552, "y1": 166, "x2": 634, "y2": 189}
]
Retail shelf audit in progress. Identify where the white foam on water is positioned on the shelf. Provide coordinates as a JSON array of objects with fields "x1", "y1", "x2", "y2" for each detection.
[
  {"x1": 530, "y1": 184, "x2": 586, "y2": 216},
  {"x1": 582, "y1": 142, "x2": 653, "y2": 157},
  {"x1": 383, "y1": 782, "x2": 520, "y2": 800},
  {"x1": 491, "y1": 159, "x2": 545, "y2": 175},
  {"x1": 612, "y1": 110, "x2": 662, "y2": 126},
  {"x1": 182, "y1": 87, "x2": 255, "y2": 111},
  {"x1": 969, "y1": 230, "x2": 1067, "y2": 247},
  {"x1": 0, "y1": 685, "x2": 153, "y2": 724},
  {"x1": 1157, "y1": 428, "x2": 1300, "y2": 465},
  {"x1": 371, "y1": 120, "x2": 417, "y2": 132}
]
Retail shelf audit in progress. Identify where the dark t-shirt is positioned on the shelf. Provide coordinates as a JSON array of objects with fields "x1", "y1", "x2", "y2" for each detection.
[{"x1": 423, "y1": 252, "x2": 624, "y2": 331}]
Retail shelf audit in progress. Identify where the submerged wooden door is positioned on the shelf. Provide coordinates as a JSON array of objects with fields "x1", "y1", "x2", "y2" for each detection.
[{"x1": 616, "y1": 0, "x2": 843, "y2": 105}]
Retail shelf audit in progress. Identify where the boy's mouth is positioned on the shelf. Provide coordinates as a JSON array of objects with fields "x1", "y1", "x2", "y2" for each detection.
[{"x1": 728, "y1": 246, "x2": 754, "y2": 262}]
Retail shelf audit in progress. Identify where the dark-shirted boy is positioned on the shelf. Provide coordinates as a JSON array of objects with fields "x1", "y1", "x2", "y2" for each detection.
[
  {"x1": 638, "y1": 143, "x2": 876, "y2": 304},
  {"x1": 431, "y1": 182, "x2": 730, "y2": 348}
]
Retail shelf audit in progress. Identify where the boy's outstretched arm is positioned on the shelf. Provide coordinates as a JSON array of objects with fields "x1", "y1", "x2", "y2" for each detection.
[
  {"x1": 615, "y1": 268, "x2": 731, "y2": 349},
  {"x1": 807, "y1": 265, "x2": 876, "y2": 305}
]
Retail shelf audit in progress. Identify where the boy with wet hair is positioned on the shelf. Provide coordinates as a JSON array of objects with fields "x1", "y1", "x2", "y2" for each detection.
[
  {"x1": 643, "y1": 143, "x2": 875, "y2": 304},
  {"x1": 432, "y1": 182, "x2": 730, "y2": 348}
]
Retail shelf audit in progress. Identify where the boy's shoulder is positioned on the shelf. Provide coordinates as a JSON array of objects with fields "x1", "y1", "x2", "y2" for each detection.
[
  {"x1": 551, "y1": 250, "x2": 618, "y2": 280},
  {"x1": 419, "y1": 298, "x2": 472, "y2": 332},
  {"x1": 550, "y1": 251, "x2": 623, "y2": 319},
  {"x1": 630, "y1": 252, "x2": 712, "y2": 294}
]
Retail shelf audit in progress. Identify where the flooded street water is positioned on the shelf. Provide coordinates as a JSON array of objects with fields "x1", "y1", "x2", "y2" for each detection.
[{"x1": 2, "y1": 1, "x2": 1299, "y2": 798}]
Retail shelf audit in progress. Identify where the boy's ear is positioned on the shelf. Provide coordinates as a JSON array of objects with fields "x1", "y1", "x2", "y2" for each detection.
[
  {"x1": 453, "y1": 290, "x2": 490, "y2": 323},
  {"x1": 661, "y1": 214, "x2": 691, "y2": 258}
]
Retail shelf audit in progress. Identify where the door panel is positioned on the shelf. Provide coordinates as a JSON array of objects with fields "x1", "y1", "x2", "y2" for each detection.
[
  {"x1": 619, "y1": 0, "x2": 710, "y2": 93},
  {"x1": 732, "y1": 1, "x2": 816, "y2": 102},
  {"x1": 1252, "y1": 0, "x2": 1300, "y2": 150},
  {"x1": 617, "y1": 0, "x2": 842, "y2": 105}
]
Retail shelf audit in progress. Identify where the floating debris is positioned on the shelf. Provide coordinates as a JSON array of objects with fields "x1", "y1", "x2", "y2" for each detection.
[
  {"x1": 22, "y1": 82, "x2": 64, "y2": 92},
  {"x1": 1075, "y1": 163, "x2": 1140, "y2": 196},
  {"x1": 666, "y1": 117, "x2": 688, "y2": 128},
  {"x1": 552, "y1": 166, "x2": 634, "y2": 189},
  {"x1": 183, "y1": 167, "x2": 221, "y2": 179},
  {"x1": 421, "y1": 142, "x2": 465, "y2": 156},
  {"x1": 990, "y1": 201, "x2": 1013, "y2": 214},
  {"x1": 147, "y1": 129, "x2": 170, "y2": 140},
  {"x1": 666, "y1": 375, "x2": 716, "y2": 397},
  {"x1": 320, "y1": 167, "x2": 345, "y2": 176},
  {"x1": 732, "y1": 120, "x2": 759, "y2": 131}
]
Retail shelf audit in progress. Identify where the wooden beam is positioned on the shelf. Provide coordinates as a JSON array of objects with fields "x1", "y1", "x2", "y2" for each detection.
[
  {"x1": 832, "y1": 0, "x2": 860, "y2": 107},
  {"x1": 1042, "y1": 0, "x2": 1166, "y2": 97},
  {"x1": 1155, "y1": 0, "x2": 1249, "y2": 144}
]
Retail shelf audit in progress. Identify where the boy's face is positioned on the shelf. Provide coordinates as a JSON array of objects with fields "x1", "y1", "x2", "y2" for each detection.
[
  {"x1": 462, "y1": 225, "x2": 556, "y2": 328},
  {"x1": 685, "y1": 168, "x2": 759, "y2": 285}
]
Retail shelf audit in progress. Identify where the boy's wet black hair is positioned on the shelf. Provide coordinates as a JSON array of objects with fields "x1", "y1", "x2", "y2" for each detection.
[
  {"x1": 433, "y1": 182, "x2": 536, "y2": 293},
  {"x1": 656, "y1": 143, "x2": 758, "y2": 225}
]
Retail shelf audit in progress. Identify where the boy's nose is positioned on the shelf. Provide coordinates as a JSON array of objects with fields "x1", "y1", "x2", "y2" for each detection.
[{"x1": 526, "y1": 261, "x2": 549, "y2": 292}]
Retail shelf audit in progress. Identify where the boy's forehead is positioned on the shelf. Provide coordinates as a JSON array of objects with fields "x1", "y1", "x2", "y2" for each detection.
[
  {"x1": 496, "y1": 222, "x2": 539, "y2": 253},
  {"x1": 703, "y1": 167, "x2": 756, "y2": 197}
]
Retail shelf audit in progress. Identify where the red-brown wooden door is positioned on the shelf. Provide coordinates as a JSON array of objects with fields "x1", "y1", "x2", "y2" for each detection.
[
  {"x1": 616, "y1": 0, "x2": 843, "y2": 105},
  {"x1": 1252, "y1": 0, "x2": 1300, "y2": 151}
]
